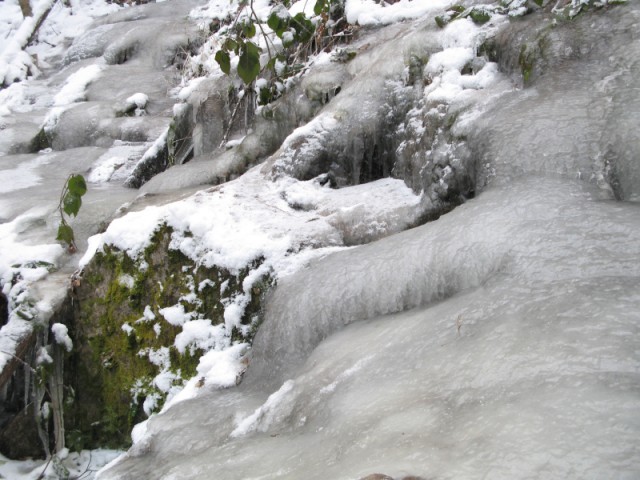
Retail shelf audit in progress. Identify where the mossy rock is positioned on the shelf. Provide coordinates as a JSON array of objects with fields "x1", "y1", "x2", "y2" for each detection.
[{"x1": 64, "y1": 225, "x2": 272, "y2": 449}]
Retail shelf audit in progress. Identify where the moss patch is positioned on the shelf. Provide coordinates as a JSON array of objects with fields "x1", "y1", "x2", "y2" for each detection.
[{"x1": 65, "y1": 225, "x2": 272, "y2": 450}]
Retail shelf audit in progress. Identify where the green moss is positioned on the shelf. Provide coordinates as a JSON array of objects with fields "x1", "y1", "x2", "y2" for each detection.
[
  {"x1": 434, "y1": 15, "x2": 448, "y2": 28},
  {"x1": 406, "y1": 53, "x2": 429, "y2": 86},
  {"x1": 519, "y1": 43, "x2": 535, "y2": 85},
  {"x1": 65, "y1": 224, "x2": 273, "y2": 449},
  {"x1": 29, "y1": 128, "x2": 50, "y2": 153},
  {"x1": 469, "y1": 9, "x2": 491, "y2": 24},
  {"x1": 478, "y1": 39, "x2": 499, "y2": 63}
]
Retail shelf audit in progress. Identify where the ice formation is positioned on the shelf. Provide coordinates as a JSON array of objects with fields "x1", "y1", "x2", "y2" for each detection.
[{"x1": 0, "y1": 0, "x2": 639, "y2": 478}]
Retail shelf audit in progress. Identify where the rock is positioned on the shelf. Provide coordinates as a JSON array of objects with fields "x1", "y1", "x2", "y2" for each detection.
[
  {"x1": 64, "y1": 226, "x2": 272, "y2": 450},
  {"x1": 0, "y1": 291, "x2": 7, "y2": 327},
  {"x1": 0, "y1": 403, "x2": 45, "y2": 459}
]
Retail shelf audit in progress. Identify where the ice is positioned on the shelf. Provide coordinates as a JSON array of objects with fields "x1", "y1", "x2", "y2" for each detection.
[
  {"x1": 0, "y1": 155, "x2": 48, "y2": 193},
  {"x1": 88, "y1": 8, "x2": 640, "y2": 478},
  {"x1": 231, "y1": 380, "x2": 295, "y2": 437},
  {"x1": 99, "y1": 177, "x2": 640, "y2": 480},
  {"x1": 466, "y1": 5, "x2": 640, "y2": 201}
]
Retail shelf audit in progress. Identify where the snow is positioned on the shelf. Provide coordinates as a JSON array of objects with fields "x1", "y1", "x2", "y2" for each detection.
[
  {"x1": 41, "y1": 63, "x2": 105, "y2": 135},
  {"x1": 121, "y1": 323, "x2": 134, "y2": 335},
  {"x1": 426, "y1": 46, "x2": 475, "y2": 74},
  {"x1": 0, "y1": 0, "x2": 54, "y2": 86},
  {"x1": 162, "y1": 343, "x2": 249, "y2": 410},
  {"x1": 51, "y1": 323, "x2": 73, "y2": 352},
  {"x1": 0, "y1": 319, "x2": 32, "y2": 373},
  {"x1": 0, "y1": 0, "x2": 119, "y2": 93},
  {"x1": 54, "y1": 64, "x2": 104, "y2": 106},
  {"x1": 84, "y1": 166, "x2": 423, "y2": 348},
  {"x1": 159, "y1": 304, "x2": 193, "y2": 327},
  {"x1": 421, "y1": 18, "x2": 506, "y2": 105},
  {"x1": 174, "y1": 319, "x2": 223, "y2": 354},
  {"x1": 189, "y1": 0, "x2": 240, "y2": 23},
  {"x1": 87, "y1": 206, "x2": 165, "y2": 261},
  {"x1": 0, "y1": 209, "x2": 65, "y2": 369},
  {"x1": 0, "y1": 449, "x2": 122, "y2": 480},
  {"x1": 125, "y1": 93, "x2": 148, "y2": 110},
  {"x1": 143, "y1": 305, "x2": 156, "y2": 321},
  {"x1": 36, "y1": 346, "x2": 53, "y2": 365},
  {"x1": 345, "y1": 0, "x2": 449, "y2": 26},
  {"x1": 0, "y1": 81, "x2": 51, "y2": 117}
]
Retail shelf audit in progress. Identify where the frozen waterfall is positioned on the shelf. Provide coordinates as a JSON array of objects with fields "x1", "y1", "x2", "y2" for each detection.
[{"x1": 0, "y1": 0, "x2": 639, "y2": 478}]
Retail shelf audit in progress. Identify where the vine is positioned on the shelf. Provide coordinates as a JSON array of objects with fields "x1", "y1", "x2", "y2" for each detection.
[
  {"x1": 56, "y1": 174, "x2": 87, "y2": 253},
  {"x1": 190, "y1": 0, "x2": 350, "y2": 146},
  {"x1": 214, "y1": 0, "x2": 340, "y2": 85}
]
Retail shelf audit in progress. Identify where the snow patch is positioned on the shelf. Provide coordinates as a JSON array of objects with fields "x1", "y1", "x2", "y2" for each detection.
[
  {"x1": 51, "y1": 323, "x2": 72, "y2": 352},
  {"x1": 345, "y1": 0, "x2": 449, "y2": 26}
]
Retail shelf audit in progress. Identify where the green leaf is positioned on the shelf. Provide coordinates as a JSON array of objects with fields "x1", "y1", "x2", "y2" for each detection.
[
  {"x1": 56, "y1": 223, "x2": 75, "y2": 245},
  {"x1": 266, "y1": 56, "x2": 277, "y2": 71},
  {"x1": 243, "y1": 21, "x2": 256, "y2": 38},
  {"x1": 63, "y1": 193, "x2": 82, "y2": 217},
  {"x1": 67, "y1": 174, "x2": 87, "y2": 197},
  {"x1": 224, "y1": 38, "x2": 239, "y2": 53},
  {"x1": 267, "y1": 9, "x2": 290, "y2": 38},
  {"x1": 215, "y1": 50, "x2": 231, "y2": 74},
  {"x1": 313, "y1": 0, "x2": 327, "y2": 15},
  {"x1": 237, "y1": 41, "x2": 261, "y2": 84},
  {"x1": 291, "y1": 13, "x2": 315, "y2": 44}
]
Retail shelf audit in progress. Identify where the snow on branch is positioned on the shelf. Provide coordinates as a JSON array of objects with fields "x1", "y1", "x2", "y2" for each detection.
[{"x1": 0, "y1": 0, "x2": 57, "y2": 88}]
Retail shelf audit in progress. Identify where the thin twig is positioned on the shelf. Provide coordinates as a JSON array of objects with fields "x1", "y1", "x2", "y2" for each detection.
[
  {"x1": 0, "y1": 348, "x2": 38, "y2": 375},
  {"x1": 249, "y1": 0, "x2": 274, "y2": 60},
  {"x1": 0, "y1": 348, "x2": 56, "y2": 430},
  {"x1": 36, "y1": 454, "x2": 54, "y2": 480},
  {"x1": 220, "y1": 88, "x2": 246, "y2": 147},
  {"x1": 72, "y1": 450, "x2": 93, "y2": 480}
]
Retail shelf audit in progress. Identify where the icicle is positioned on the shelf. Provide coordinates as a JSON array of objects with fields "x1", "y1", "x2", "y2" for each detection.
[
  {"x1": 50, "y1": 340, "x2": 65, "y2": 453},
  {"x1": 34, "y1": 330, "x2": 51, "y2": 459}
]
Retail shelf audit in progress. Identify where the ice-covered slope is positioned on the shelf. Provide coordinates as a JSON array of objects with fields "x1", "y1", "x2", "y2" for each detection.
[
  {"x1": 1, "y1": 0, "x2": 639, "y2": 477},
  {"x1": 101, "y1": 176, "x2": 640, "y2": 479},
  {"x1": 98, "y1": 2, "x2": 640, "y2": 480}
]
